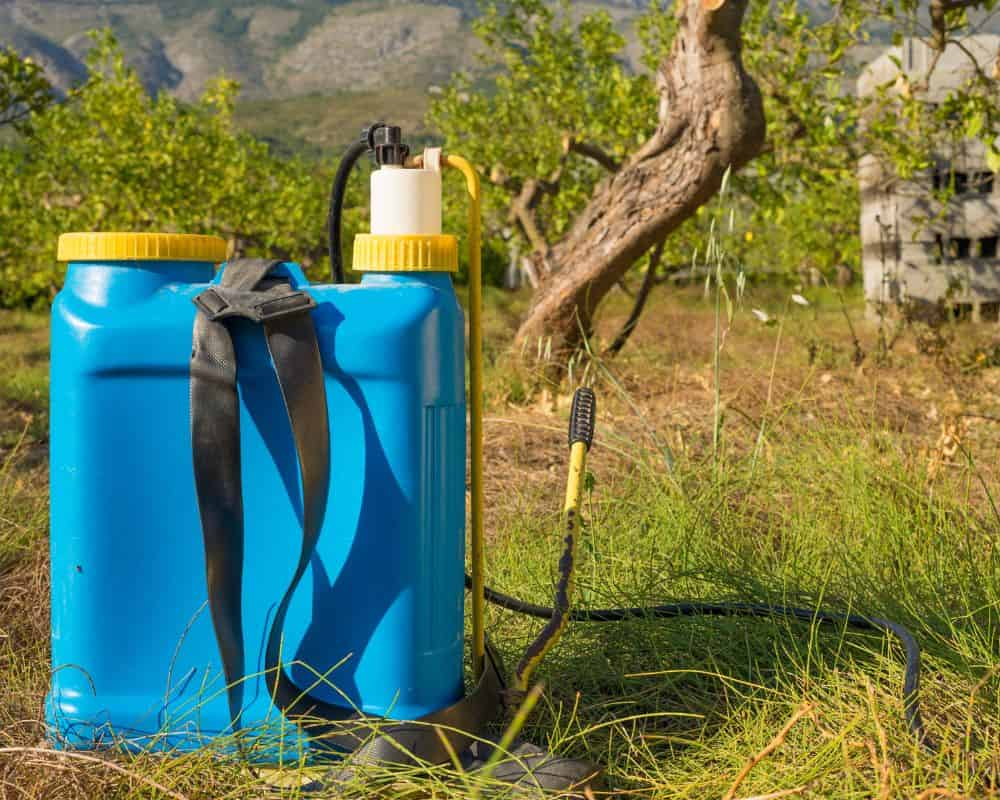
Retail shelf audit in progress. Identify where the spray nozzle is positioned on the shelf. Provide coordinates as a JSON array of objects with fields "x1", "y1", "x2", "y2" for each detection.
[{"x1": 368, "y1": 125, "x2": 410, "y2": 167}]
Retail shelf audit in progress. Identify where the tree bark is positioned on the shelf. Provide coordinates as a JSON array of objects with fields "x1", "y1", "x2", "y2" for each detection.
[{"x1": 514, "y1": 0, "x2": 766, "y2": 355}]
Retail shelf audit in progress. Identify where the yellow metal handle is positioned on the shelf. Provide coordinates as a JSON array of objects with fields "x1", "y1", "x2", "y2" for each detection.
[
  {"x1": 430, "y1": 154, "x2": 486, "y2": 679},
  {"x1": 408, "y1": 151, "x2": 485, "y2": 677}
]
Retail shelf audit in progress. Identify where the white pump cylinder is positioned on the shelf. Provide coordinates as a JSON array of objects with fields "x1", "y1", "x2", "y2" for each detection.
[{"x1": 370, "y1": 166, "x2": 442, "y2": 235}]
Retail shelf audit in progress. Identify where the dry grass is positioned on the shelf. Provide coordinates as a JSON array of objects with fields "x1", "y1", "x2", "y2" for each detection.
[{"x1": 1, "y1": 283, "x2": 999, "y2": 798}]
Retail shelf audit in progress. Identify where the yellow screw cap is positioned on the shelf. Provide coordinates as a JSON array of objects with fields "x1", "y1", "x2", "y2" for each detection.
[
  {"x1": 57, "y1": 232, "x2": 227, "y2": 263},
  {"x1": 352, "y1": 234, "x2": 458, "y2": 273}
]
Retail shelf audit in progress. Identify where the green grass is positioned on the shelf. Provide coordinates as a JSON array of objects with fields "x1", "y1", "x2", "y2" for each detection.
[
  {"x1": 0, "y1": 311, "x2": 49, "y2": 448},
  {"x1": 0, "y1": 286, "x2": 998, "y2": 798}
]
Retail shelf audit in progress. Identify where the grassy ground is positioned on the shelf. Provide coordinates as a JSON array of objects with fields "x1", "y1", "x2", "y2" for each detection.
[{"x1": 1, "y1": 282, "x2": 998, "y2": 798}]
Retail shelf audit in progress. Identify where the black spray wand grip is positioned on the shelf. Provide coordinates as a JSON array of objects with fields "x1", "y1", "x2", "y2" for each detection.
[{"x1": 568, "y1": 387, "x2": 596, "y2": 451}]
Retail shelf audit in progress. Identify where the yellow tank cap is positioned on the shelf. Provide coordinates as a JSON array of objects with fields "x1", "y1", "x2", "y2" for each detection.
[
  {"x1": 352, "y1": 234, "x2": 458, "y2": 273},
  {"x1": 57, "y1": 232, "x2": 227, "y2": 263}
]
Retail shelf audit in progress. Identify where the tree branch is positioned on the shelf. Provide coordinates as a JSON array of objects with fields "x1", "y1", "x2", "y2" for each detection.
[
  {"x1": 492, "y1": 146, "x2": 574, "y2": 269},
  {"x1": 929, "y1": 0, "x2": 982, "y2": 50},
  {"x1": 605, "y1": 240, "x2": 664, "y2": 357},
  {"x1": 512, "y1": 179, "x2": 554, "y2": 258},
  {"x1": 490, "y1": 165, "x2": 552, "y2": 257},
  {"x1": 562, "y1": 134, "x2": 621, "y2": 172},
  {"x1": 945, "y1": 35, "x2": 995, "y2": 84}
]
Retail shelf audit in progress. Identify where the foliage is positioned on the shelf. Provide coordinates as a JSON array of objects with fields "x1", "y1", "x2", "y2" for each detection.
[
  {"x1": 430, "y1": 0, "x2": 1000, "y2": 286},
  {"x1": 739, "y1": 0, "x2": 999, "y2": 273},
  {"x1": 877, "y1": 0, "x2": 1000, "y2": 173},
  {"x1": 429, "y1": 0, "x2": 657, "y2": 248},
  {"x1": 0, "y1": 47, "x2": 54, "y2": 133},
  {"x1": 0, "y1": 32, "x2": 333, "y2": 307}
]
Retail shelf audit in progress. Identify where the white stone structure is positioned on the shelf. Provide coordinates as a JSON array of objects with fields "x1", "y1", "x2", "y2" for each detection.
[{"x1": 859, "y1": 36, "x2": 1000, "y2": 321}]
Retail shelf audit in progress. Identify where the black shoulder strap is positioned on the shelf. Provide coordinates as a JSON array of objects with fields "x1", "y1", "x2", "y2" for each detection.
[{"x1": 189, "y1": 259, "x2": 502, "y2": 763}]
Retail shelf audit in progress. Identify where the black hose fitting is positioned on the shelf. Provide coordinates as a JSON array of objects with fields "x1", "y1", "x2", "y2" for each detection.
[
  {"x1": 370, "y1": 125, "x2": 410, "y2": 167},
  {"x1": 568, "y1": 387, "x2": 596, "y2": 450}
]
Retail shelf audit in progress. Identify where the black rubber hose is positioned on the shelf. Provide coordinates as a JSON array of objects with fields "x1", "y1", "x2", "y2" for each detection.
[
  {"x1": 327, "y1": 139, "x2": 369, "y2": 284},
  {"x1": 470, "y1": 576, "x2": 927, "y2": 746}
]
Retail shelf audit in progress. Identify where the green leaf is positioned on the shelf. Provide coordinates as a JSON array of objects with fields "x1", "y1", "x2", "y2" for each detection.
[
  {"x1": 966, "y1": 112, "x2": 985, "y2": 139},
  {"x1": 987, "y1": 146, "x2": 1000, "y2": 174}
]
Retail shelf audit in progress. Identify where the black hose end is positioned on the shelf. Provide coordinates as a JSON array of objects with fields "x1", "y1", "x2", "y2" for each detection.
[
  {"x1": 328, "y1": 121, "x2": 397, "y2": 284},
  {"x1": 363, "y1": 122, "x2": 386, "y2": 149},
  {"x1": 568, "y1": 387, "x2": 596, "y2": 450}
]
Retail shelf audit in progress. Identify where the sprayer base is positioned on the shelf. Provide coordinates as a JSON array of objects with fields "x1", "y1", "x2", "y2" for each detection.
[{"x1": 319, "y1": 736, "x2": 603, "y2": 797}]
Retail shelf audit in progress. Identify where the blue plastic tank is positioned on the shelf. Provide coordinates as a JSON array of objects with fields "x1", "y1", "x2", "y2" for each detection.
[{"x1": 47, "y1": 233, "x2": 466, "y2": 756}]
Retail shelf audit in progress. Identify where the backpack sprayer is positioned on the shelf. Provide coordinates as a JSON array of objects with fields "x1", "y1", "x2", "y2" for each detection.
[{"x1": 46, "y1": 123, "x2": 928, "y2": 795}]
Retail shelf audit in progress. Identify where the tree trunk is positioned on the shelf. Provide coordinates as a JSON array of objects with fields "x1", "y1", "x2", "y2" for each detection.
[{"x1": 514, "y1": 0, "x2": 766, "y2": 356}]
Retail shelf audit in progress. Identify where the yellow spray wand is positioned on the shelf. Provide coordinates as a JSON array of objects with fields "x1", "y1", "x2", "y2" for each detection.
[{"x1": 511, "y1": 387, "x2": 595, "y2": 693}]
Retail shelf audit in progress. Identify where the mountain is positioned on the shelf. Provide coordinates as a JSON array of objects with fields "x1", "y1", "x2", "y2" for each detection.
[
  {"x1": 5, "y1": 1, "x2": 998, "y2": 154},
  {"x1": 0, "y1": 0, "x2": 650, "y2": 151},
  {"x1": 0, "y1": 1, "x2": 650, "y2": 98},
  {"x1": 3, "y1": 2, "x2": 461, "y2": 99}
]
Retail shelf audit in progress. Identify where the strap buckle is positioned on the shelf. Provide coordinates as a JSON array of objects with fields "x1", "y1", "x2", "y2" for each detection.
[
  {"x1": 253, "y1": 292, "x2": 318, "y2": 322},
  {"x1": 193, "y1": 287, "x2": 317, "y2": 324}
]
